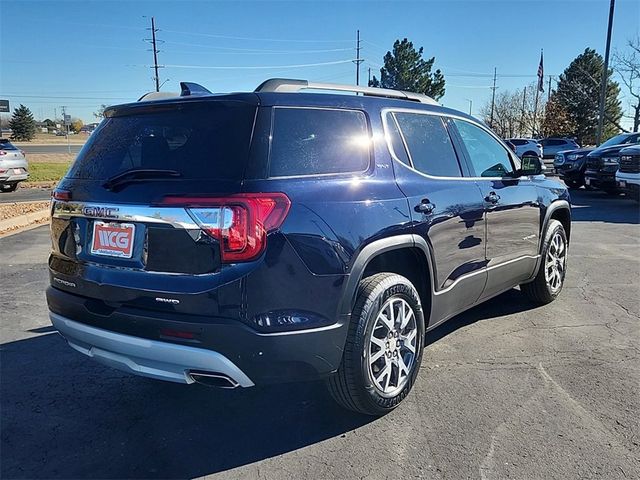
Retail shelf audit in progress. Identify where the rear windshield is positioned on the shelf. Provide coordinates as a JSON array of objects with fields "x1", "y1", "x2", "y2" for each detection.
[
  {"x1": 66, "y1": 101, "x2": 256, "y2": 180},
  {"x1": 0, "y1": 140, "x2": 18, "y2": 150}
]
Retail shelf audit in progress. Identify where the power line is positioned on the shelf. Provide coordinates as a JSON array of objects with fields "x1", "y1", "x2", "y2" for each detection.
[
  {"x1": 162, "y1": 29, "x2": 352, "y2": 44},
  {"x1": 162, "y1": 40, "x2": 353, "y2": 54},
  {"x1": 154, "y1": 59, "x2": 355, "y2": 70}
]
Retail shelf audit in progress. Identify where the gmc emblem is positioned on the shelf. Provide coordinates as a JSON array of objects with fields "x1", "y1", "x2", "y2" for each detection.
[{"x1": 82, "y1": 206, "x2": 120, "y2": 219}]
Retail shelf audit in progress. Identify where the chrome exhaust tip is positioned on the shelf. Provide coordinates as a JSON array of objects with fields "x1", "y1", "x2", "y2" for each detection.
[{"x1": 189, "y1": 371, "x2": 240, "y2": 389}]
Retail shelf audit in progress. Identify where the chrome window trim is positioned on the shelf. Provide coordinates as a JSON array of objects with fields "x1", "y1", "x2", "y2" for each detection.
[
  {"x1": 381, "y1": 107, "x2": 520, "y2": 181},
  {"x1": 52, "y1": 201, "x2": 199, "y2": 229}
]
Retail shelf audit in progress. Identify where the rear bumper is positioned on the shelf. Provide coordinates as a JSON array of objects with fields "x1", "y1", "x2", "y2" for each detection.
[
  {"x1": 0, "y1": 173, "x2": 28, "y2": 183},
  {"x1": 50, "y1": 312, "x2": 255, "y2": 387},
  {"x1": 47, "y1": 286, "x2": 349, "y2": 385}
]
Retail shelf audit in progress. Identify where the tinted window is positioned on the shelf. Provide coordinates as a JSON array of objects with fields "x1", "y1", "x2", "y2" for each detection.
[
  {"x1": 393, "y1": 113, "x2": 461, "y2": 177},
  {"x1": 269, "y1": 108, "x2": 369, "y2": 177},
  {"x1": 510, "y1": 139, "x2": 527, "y2": 146},
  {"x1": 453, "y1": 119, "x2": 514, "y2": 177},
  {"x1": 386, "y1": 115, "x2": 410, "y2": 165},
  {"x1": 67, "y1": 101, "x2": 256, "y2": 180}
]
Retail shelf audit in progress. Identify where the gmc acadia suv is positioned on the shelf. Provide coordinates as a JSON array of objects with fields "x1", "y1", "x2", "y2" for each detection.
[{"x1": 47, "y1": 79, "x2": 571, "y2": 415}]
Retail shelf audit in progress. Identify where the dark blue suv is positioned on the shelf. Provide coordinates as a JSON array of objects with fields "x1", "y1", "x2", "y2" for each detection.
[{"x1": 46, "y1": 79, "x2": 571, "y2": 415}]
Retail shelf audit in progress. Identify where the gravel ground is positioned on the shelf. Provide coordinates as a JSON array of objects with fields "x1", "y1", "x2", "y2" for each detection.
[{"x1": 0, "y1": 189, "x2": 638, "y2": 479}]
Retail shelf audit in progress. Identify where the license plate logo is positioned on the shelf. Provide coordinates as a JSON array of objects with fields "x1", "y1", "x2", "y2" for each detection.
[
  {"x1": 91, "y1": 222, "x2": 135, "y2": 258},
  {"x1": 619, "y1": 180, "x2": 626, "y2": 188}
]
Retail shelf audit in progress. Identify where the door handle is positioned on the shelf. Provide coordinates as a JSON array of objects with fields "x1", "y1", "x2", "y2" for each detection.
[
  {"x1": 485, "y1": 192, "x2": 500, "y2": 204},
  {"x1": 415, "y1": 199, "x2": 435, "y2": 214}
]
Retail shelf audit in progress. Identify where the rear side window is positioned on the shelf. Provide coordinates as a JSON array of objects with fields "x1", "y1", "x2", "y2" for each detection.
[
  {"x1": 510, "y1": 139, "x2": 527, "y2": 146},
  {"x1": 269, "y1": 108, "x2": 370, "y2": 177},
  {"x1": 392, "y1": 112, "x2": 461, "y2": 177},
  {"x1": 66, "y1": 101, "x2": 256, "y2": 180}
]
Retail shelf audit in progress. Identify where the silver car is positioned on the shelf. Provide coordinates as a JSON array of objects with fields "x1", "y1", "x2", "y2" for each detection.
[{"x1": 0, "y1": 139, "x2": 29, "y2": 192}]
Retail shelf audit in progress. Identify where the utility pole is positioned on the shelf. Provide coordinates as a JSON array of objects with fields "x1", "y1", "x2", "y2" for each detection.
[
  {"x1": 465, "y1": 98, "x2": 472, "y2": 115},
  {"x1": 146, "y1": 16, "x2": 161, "y2": 92},
  {"x1": 61, "y1": 106, "x2": 70, "y2": 154},
  {"x1": 596, "y1": 0, "x2": 615, "y2": 145},
  {"x1": 368, "y1": 67, "x2": 371, "y2": 86},
  {"x1": 520, "y1": 86, "x2": 527, "y2": 137},
  {"x1": 353, "y1": 30, "x2": 363, "y2": 86},
  {"x1": 547, "y1": 75, "x2": 552, "y2": 103},
  {"x1": 489, "y1": 67, "x2": 497, "y2": 128}
]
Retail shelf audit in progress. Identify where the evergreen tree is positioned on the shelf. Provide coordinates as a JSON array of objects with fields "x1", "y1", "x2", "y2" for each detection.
[
  {"x1": 369, "y1": 38, "x2": 445, "y2": 100},
  {"x1": 9, "y1": 104, "x2": 37, "y2": 141},
  {"x1": 555, "y1": 48, "x2": 622, "y2": 144}
]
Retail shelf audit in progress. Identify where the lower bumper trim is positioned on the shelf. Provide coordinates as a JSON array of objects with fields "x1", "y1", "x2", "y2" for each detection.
[{"x1": 50, "y1": 312, "x2": 255, "y2": 387}]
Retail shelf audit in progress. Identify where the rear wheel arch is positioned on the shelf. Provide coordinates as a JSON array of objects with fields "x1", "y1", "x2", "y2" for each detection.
[{"x1": 340, "y1": 235, "x2": 434, "y2": 319}]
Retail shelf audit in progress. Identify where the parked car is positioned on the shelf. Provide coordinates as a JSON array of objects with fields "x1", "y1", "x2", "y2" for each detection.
[
  {"x1": 540, "y1": 137, "x2": 580, "y2": 159},
  {"x1": 507, "y1": 138, "x2": 543, "y2": 158},
  {"x1": 585, "y1": 132, "x2": 640, "y2": 193},
  {"x1": 0, "y1": 138, "x2": 28, "y2": 192},
  {"x1": 616, "y1": 145, "x2": 640, "y2": 202},
  {"x1": 553, "y1": 147, "x2": 594, "y2": 189},
  {"x1": 46, "y1": 79, "x2": 571, "y2": 415}
]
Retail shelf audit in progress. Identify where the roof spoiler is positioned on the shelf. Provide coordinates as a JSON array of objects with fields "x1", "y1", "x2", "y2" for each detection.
[{"x1": 137, "y1": 82, "x2": 212, "y2": 102}]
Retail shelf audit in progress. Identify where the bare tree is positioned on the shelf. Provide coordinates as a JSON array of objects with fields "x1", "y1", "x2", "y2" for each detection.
[
  {"x1": 481, "y1": 83, "x2": 543, "y2": 138},
  {"x1": 614, "y1": 36, "x2": 640, "y2": 132}
]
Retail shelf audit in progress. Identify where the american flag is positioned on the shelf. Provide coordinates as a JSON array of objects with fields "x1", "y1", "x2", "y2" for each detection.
[{"x1": 537, "y1": 50, "x2": 544, "y2": 92}]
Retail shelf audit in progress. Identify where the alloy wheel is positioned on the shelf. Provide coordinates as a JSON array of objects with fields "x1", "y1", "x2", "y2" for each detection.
[
  {"x1": 367, "y1": 297, "x2": 418, "y2": 397},
  {"x1": 545, "y1": 232, "x2": 566, "y2": 293}
]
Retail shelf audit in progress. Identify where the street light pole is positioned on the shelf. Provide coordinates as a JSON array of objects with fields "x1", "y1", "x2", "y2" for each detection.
[{"x1": 596, "y1": 0, "x2": 615, "y2": 145}]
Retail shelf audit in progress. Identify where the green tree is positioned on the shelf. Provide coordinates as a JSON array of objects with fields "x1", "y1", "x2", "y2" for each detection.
[
  {"x1": 555, "y1": 48, "x2": 622, "y2": 145},
  {"x1": 368, "y1": 38, "x2": 445, "y2": 100},
  {"x1": 9, "y1": 104, "x2": 37, "y2": 141}
]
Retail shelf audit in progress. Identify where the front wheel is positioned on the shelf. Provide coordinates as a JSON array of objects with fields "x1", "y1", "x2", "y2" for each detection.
[
  {"x1": 521, "y1": 219, "x2": 567, "y2": 304},
  {"x1": 327, "y1": 272, "x2": 425, "y2": 416}
]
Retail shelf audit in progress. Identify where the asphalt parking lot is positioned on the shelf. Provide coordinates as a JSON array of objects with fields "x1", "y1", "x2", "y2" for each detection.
[{"x1": 1, "y1": 189, "x2": 638, "y2": 479}]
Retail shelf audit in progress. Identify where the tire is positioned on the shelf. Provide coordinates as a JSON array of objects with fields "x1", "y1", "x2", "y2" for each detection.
[
  {"x1": 521, "y1": 219, "x2": 567, "y2": 304},
  {"x1": 327, "y1": 272, "x2": 425, "y2": 416},
  {"x1": 0, "y1": 183, "x2": 18, "y2": 192},
  {"x1": 564, "y1": 178, "x2": 583, "y2": 190}
]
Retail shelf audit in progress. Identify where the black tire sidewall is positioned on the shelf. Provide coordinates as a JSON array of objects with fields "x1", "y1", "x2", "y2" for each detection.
[{"x1": 354, "y1": 276, "x2": 425, "y2": 412}]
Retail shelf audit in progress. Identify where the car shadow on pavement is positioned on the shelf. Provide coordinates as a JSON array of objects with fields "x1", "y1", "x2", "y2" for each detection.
[
  {"x1": 1, "y1": 332, "x2": 372, "y2": 479},
  {"x1": 425, "y1": 288, "x2": 535, "y2": 346},
  {"x1": 569, "y1": 189, "x2": 639, "y2": 224}
]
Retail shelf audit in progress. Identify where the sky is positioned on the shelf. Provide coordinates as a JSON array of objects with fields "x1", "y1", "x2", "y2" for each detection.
[{"x1": 1, "y1": 0, "x2": 639, "y2": 127}]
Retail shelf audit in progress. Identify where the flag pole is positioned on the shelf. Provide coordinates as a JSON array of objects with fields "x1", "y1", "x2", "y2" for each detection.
[{"x1": 532, "y1": 49, "x2": 544, "y2": 137}]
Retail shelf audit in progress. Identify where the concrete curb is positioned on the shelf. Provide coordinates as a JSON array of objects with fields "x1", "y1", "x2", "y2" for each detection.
[{"x1": 0, "y1": 209, "x2": 50, "y2": 237}]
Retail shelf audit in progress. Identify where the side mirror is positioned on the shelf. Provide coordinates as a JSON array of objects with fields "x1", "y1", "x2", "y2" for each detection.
[{"x1": 520, "y1": 155, "x2": 543, "y2": 176}]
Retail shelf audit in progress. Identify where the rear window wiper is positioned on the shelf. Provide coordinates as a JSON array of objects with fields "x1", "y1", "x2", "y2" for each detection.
[{"x1": 102, "y1": 168, "x2": 182, "y2": 191}]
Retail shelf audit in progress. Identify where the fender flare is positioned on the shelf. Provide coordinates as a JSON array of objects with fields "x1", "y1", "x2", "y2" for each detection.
[
  {"x1": 540, "y1": 199, "x2": 571, "y2": 250},
  {"x1": 338, "y1": 234, "x2": 435, "y2": 317}
]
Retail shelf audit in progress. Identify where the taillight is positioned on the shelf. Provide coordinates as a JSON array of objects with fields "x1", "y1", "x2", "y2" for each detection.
[
  {"x1": 52, "y1": 189, "x2": 72, "y2": 201},
  {"x1": 161, "y1": 193, "x2": 291, "y2": 263}
]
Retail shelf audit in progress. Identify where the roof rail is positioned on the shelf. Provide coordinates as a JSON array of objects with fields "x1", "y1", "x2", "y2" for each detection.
[{"x1": 254, "y1": 78, "x2": 439, "y2": 105}]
